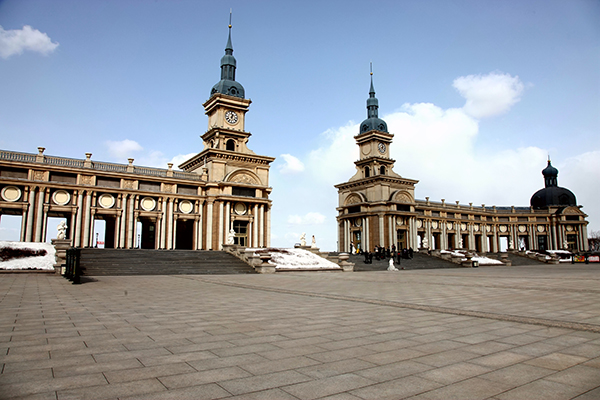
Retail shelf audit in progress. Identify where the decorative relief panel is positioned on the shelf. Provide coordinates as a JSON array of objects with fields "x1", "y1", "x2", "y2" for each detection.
[
  {"x1": 162, "y1": 183, "x2": 175, "y2": 193},
  {"x1": 431, "y1": 221, "x2": 439, "y2": 229},
  {"x1": 123, "y1": 180, "x2": 137, "y2": 190},
  {"x1": 229, "y1": 172, "x2": 259, "y2": 185},
  {"x1": 345, "y1": 194, "x2": 361, "y2": 206},
  {"x1": 394, "y1": 191, "x2": 413, "y2": 203},
  {"x1": 33, "y1": 171, "x2": 47, "y2": 181},
  {"x1": 80, "y1": 175, "x2": 94, "y2": 185}
]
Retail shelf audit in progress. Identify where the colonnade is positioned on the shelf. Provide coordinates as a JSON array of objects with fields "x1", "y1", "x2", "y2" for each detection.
[{"x1": 8, "y1": 185, "x2": 271, "y2": 251}]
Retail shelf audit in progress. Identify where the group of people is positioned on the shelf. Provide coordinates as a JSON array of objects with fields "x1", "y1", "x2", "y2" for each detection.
[{"x1": 355, "y1": 243, "x2": 414, "y2": 265}]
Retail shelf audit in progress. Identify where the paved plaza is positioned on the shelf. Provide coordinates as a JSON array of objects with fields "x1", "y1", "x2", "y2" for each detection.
[{"x1": 1, "y1": 263, "x2": 600, "y2": 399}]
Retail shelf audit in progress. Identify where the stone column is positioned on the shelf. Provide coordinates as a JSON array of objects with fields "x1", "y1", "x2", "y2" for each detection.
[
  {"x1": 167, "y1": 198, "x2": 174, "y2": 249},
  {"x1": 25, "y1": 186, "x2": 36, "y2": 242},
  {"x1": 119, "y1": 194, "x2": 127, "y2": 249},
  {"x1": 551, "y1": 221, "x2": 558, "y2": 250},
  {"x1": 225, "y1": 201, "x2": 231, "y2": 243},
  {"x1": 172, "y1": 215, "x2": 177, "y2": 250},
  {"x1": 581, "y1": 224, "x2": 589, "y2": 251},
  {"x1": 378, "y1": 214, "x2": 384, "y2": 247},
  {"x1": 253, "y1": 204, "x2": 259, "y2": 247},
  {"x1": 266, "y1": 206, "x2": 271, "y2": 247},
  {"x1": 206, "y1": 200, "x2": 213, "y2": 250},
  {"x1": 259, "y1": 205, "x2": 265, "y2": 247},
  {"x1": 218, "y1": 201, "x2": 224, "y2": 250},
  {"x1": 127, "y1": 195, "x2": 135, "y2": 248},
  {"x1": 89, "y1": 209, "x2": 96, "y2": 247},
  {"x1": 82, "y1": 191, "x2": 92, "y2": 247},
  {"x1": 197, "y1": 201, "x2": 203, "y2": 250},
  {"x1": 34, "y1": 187, "x2": 45, "y2": 242}
]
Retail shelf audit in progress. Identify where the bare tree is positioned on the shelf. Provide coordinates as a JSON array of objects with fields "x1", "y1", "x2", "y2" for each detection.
[{"x1": 589, "y1": 230, "x2": 600, "y2": 252}]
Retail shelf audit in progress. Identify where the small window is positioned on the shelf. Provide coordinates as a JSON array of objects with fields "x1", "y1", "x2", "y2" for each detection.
[
  {"x1": 380, "y1": 166, "x2": 385, "y2": 175},
  {"x1": 226, "y1": 139, "x2": 235, "y2": 151},
  {"x1": 232, "y1": 187, "x2": 255, "y2": 197},
  {"x1": 50, "y1": 172, "x2": 77, "y2": 184},
  {"x1": 365, "y1": 167, "x2": 370, "y2": 178}
]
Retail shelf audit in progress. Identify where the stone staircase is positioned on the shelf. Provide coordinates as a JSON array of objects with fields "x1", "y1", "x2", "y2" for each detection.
[
  {"x1": 351, "y1": 251, "x2": 458, "y2": 271},
  {"x1": 501, "y1": 252, "x2": 549, "y2": 266},
  {"x1": 79, "y1": 249, "x2": 256, "y2": 276}
]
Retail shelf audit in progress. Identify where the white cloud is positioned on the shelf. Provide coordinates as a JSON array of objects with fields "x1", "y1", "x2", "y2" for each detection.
[
  {"x1": 0, "y1": 25, "x2": 59, "y2": 59},
  {"x1": 105, "y1": 139, "x2": 143, "y2": 160},
  {"x1": 170, "y1": 153, "x2": 197, "y2": 169},
  {"x1": 453, "y1": 72, "x2": 524, "y2": 119},
  {"x1": 278, "y1": 153, "x2": 305, "y2": 174},
  {"x1": 287, "y1": 212, "x2": 326, "y2": 225}
]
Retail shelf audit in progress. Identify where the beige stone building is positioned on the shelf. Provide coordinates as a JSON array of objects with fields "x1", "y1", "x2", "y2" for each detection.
[
  {"x1": 336, "y1": 75, "x2": 589, "y2": 253},
  {"x1": 0, "y1": 25, "x2": 274, "y2": 250}
]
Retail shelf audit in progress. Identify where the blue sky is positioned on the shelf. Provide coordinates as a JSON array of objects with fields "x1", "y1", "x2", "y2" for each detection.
[{"x1": 1, "y1": 0, "x2": 599, "y2": 250}]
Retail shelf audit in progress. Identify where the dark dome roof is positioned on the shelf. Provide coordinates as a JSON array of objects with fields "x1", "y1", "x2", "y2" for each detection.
[
  {"x1": 211, "y1": 80, "x2": 245, "y2": 98},
  {"x1": 360, "y1": 117, "x2": 388, "y2": 134},
  {"x1": 530, "y1": 159, "x2": 576, "y2": 209},
  {"x1": 530, "y1": 186, "x2": 577, "y2": 209}
]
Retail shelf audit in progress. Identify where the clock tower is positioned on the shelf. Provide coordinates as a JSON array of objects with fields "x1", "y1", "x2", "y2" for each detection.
[
  {"x1": 179, "y1": 16, "x2": 275, "y2": 250},
  {"x1": 335, "y1": 71, "x2": 418, "y2": 252}
]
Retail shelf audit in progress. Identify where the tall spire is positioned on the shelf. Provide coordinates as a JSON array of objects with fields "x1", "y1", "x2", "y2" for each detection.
[
  {"x1": 210, "y1": 10, "x2": 245, "y2": 98},
  {"x1": 359, "y1": 63, "x2": 387, "y2": 133},
  {"x1": 367, "y1": 62, "x2": 379, "y2": 119}
]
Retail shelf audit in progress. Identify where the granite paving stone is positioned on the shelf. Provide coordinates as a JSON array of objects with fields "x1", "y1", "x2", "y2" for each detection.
[{"x1": 1, "y1": 262, "x2": 600, "y2": 399}]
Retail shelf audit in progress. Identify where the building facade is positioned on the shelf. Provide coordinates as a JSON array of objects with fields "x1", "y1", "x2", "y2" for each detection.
[
  {"x1": 0, "y1": 23, "x2": 274, "y2": 250},
  {"x1": 335, "y1": 75, "x2": 589, "y2": 253}
]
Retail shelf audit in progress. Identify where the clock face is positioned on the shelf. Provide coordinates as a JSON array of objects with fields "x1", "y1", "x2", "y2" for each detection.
[
  {"x1": 225, "y1": 110, "x2": 239, "y2": 125},
  {"x1": 378, "y1": 142, "x2": 386, "y2": 153}
]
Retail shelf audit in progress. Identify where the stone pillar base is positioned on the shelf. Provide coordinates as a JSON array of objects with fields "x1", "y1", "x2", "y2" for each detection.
[{"x1": 51, "y1": 239, "x2": 72, "y2": 275}]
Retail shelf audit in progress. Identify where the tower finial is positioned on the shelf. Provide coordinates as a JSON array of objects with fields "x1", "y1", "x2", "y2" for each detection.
[
  {"x1": 229, "y1": 9, "x2": 232, "y2": 28},
  {"x1": 370, "y1": 61, "x2": 373, "y2": 76}
]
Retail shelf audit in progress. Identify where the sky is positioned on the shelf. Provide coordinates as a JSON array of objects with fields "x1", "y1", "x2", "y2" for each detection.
[{"x1": 0, "y1": 0, "x2": 599, "y2": 251}]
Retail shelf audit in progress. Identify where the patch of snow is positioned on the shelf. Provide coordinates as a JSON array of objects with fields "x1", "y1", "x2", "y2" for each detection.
[
  {"x1": 440, "y1": 250, "x2": 503, "y2": 265},
  {"x1": 547, "y1": 250, "x2": 572, "y2": 255},
  {"x1": 250, "y1": 248, "x2": 341, "y2": 270},
  {"x1": 0, "y1": 241, "x2": 56, "y2": 270}
]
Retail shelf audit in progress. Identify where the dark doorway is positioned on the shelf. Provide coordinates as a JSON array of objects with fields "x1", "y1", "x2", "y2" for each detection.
[
  {"x1": 233, "y1": 220, "x2": 248, "y2": 246},
  {"x1": 140, "y1": 218, "x2": 156, "y2": 249},
  {"x1": 447, "y1": 233, "x2": 455, "y2": 250},
  {"x1": 353, "y1": 230, "x2": 362, "y2": 252},
  {"x1": 176, "y1": 219, "x2": 194, "y2": 249},
  {"x1": 396, "y1": 230, "x2": 406, "y2": 250},
  {"x1": 537, "y1": 235, "x2": 547, "y2": 252}
]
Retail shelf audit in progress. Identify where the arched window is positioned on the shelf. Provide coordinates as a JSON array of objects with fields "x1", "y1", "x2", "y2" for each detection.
[
  {"x1": 226, "y1": 139, "x2": 235, "y2": 151},
  {"x1": 380, "y1": 166, "x2": 386, "y2": 175},
  {"x1": 365, "y1": 166, "x2": 370, "y2": 178}
]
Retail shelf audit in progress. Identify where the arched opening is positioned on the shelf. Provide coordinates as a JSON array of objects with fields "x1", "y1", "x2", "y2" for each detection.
[
  {"x1": 226, "y1": 139, "x2": 235, "y2": 151},
  {"x1": 365, "y1": 167, "x2": 370, "y2": 178},
  {"x1": 380, "y1": 166, "x2": 386, "y2": 175}
]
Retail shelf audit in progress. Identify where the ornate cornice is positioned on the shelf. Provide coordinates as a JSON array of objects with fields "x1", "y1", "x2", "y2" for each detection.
[{"x1": 335, "y1": 175, "x2": 419, "y2": 190}]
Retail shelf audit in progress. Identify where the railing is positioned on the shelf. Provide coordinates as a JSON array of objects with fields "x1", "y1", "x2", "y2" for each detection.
[
  {"x1": 173, "y1": 171, "x2": 203, "y2": 181},
  {"x1": 45, "y1": 156, "x2": 85, "y2": 168},
  {"x1": 0, "y1": 149, "x2": 203, "y2": 181},
  {"x1": 0, "y1": 150, "x2": 36, "y2": 163},
  {"x1": 133, "y1": 166, "x2": 167, "y2": 177}
]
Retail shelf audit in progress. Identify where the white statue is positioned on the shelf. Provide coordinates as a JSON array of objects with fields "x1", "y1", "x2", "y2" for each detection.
[
  {"x1": 311, "y1": 235, "x2": 317, "y2": 248},
  {"x1": 422, "y1": 237, "x2": 429, "y2": 249},
  {"x1": 509, "y1": 238, "x2": 514, "y2": 250},
  {"x1": 300, "y1": 233, "x2": 306, "y2": 247},
  {"x1": 387, "y1": 258, "x2": 398, "y2": 271},
  {"x1": 227, "y1": 229, "x2": 235, "y2": 245},
  {"x1": 350, "y1": 241, "x2": 356, "y2": 254},
  {"x1": 458, "y1": 238, "x2": 463, "y2": 249},
  {"x1": 57, "y1": 221, "x2": 67, "y2": 240},
  {"x1": 563, "y1": 239, "x2": 568, "y2": 250}
]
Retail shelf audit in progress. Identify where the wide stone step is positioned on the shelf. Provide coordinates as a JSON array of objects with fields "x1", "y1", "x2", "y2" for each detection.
[{"x1": 79, "y1": 249, "x2": 255, "y2": 276}]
